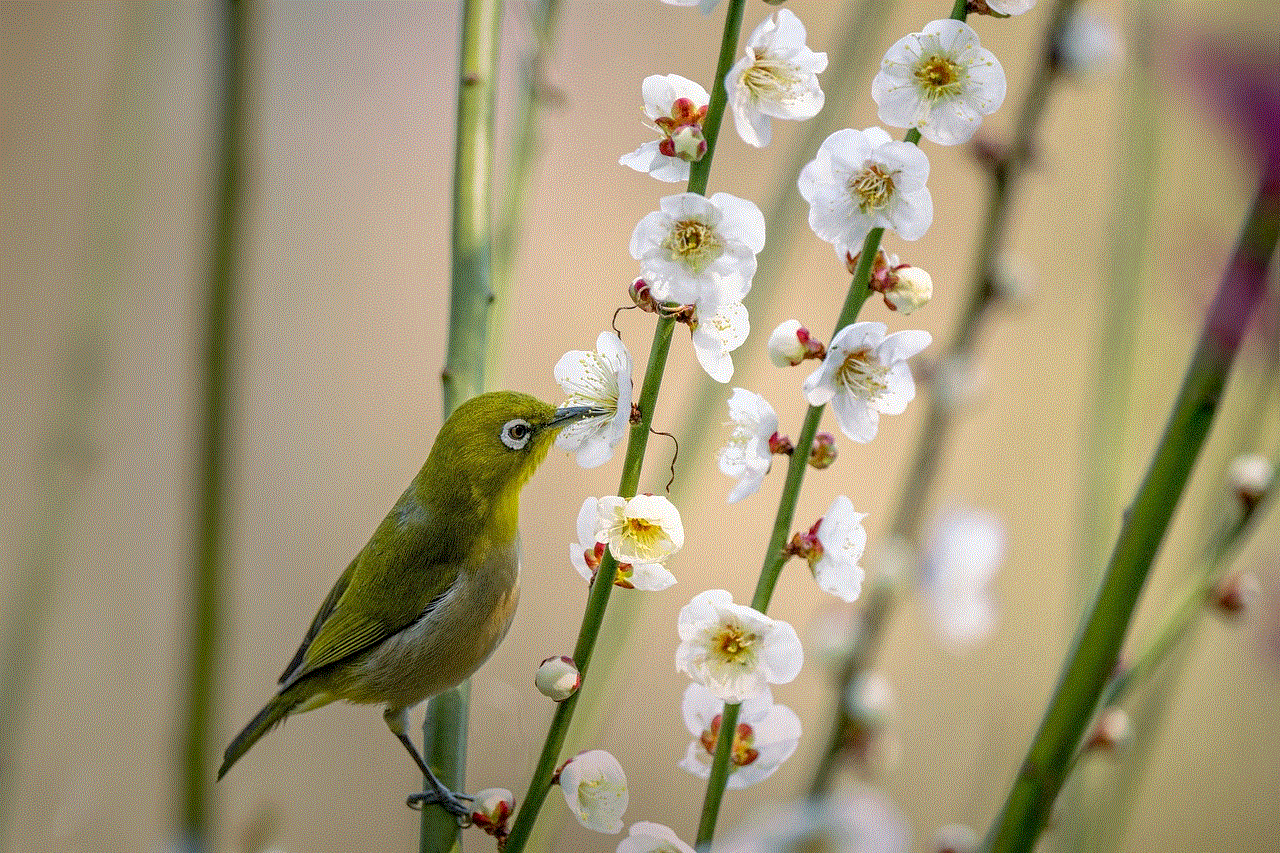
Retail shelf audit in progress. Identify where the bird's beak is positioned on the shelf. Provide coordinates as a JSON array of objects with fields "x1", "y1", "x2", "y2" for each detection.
[{"x1": 547, "y1": 405, "x2": 610, "y2": 428}]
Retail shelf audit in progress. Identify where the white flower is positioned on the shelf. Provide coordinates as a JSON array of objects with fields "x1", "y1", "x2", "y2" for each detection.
[
  {"x1": 986, "y1": 0, "x2": 1036, "y2": 15},
  {"x1": 726, "y1": 9, "x2": 828, "y2": 147},
  {"x1": 661, "y1": 0, "x2": 718, "y2": 12},
  {"x1": 597, "y1": 494, "x2": 685, "y2": 567},
  {"x1": 680, "y1": 684, "x2": 801, "y2": 789},
  {"x1": 691, "y1": 300, "x2": 749, "y2": 383},
  {"x1": 798, "y1": 127, "x2": 933, "y2": 261},
  {"x1": 555, "y1": 332, "x2": 633, "y2": 468},
  {"x1": 802, "y1": 321, "x2": 931, "y2": 443},
  {"x1": 718, "y1": 388, "x2": 778, "y2": 504},
  {"x1": 618, "y1": 822, "x2": 696, "y2": 853},
  {"x1": 921, "y1": 506, "x2": 1005, "y2": 648},
  {"x1": 872, "y1": 19, "x2": 1006, "y2": 146},
  {"x1": 630, "y1": 192, "x2": 765, "y2": 315},
  {"x1": 572, "y1": 497, "x2": 677, "y2": 591},
  {"x1": 675, "y1": 589, "x2": 803, "y2": 702},
  {"x1": 1228, "y1": 452, "x2": 1273, "y2": 501},
  {"x1": 619, "y1": 74, "x2": 710, "y2": 183},
  {"x1": 811, "y1": 495, "x2": 867, "y2": 602},
  {"x1": 1055, "y1": 7, "x2": 1121, "y2": 75},
  {"x1": 559, "y1": 749, "x2": 629, "y2": 834}
]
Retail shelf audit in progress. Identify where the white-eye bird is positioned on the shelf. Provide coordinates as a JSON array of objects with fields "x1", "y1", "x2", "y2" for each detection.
[{"x1": 218, "y1": 391, "x2": 604, "y2": 818}]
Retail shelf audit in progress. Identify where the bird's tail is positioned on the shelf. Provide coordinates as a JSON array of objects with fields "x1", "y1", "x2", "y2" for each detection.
[{"x1": 218, "y1": 691, "x2": 303, "y2": 780}]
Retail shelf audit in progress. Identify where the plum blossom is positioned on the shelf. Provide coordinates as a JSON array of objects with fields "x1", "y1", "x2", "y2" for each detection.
[
  {"x1": 799, "y1": 127, "x2": 933, "y2": 261},
  {"x1": 675, "y1": 589, "x2": 803, "y2": 702},
  {"x1": 630, "y1": 192, "x2": 765, "y2": 315},
  {"x1": 691, "y1": 300, "x2": 749, "y2": 383},
  {"x1": 726, "y1": 9, "x2": 828, "y2": 147},
  {"x1": 718, "y1": 388, "x2": 779, "y2": 504},
  {"x1": 812, "y1": 496, "x2": 868, "y2": 602},
  {"x1": 921, "y1": 506, "x2": 1005, "y2": 649},
  {"x1": 596, "y1": 494, "x2": 685, "y2": 568},
  {"x1": 661, "y1": 0, "x2": 718, "y2": 12},
  {"x1": 680, "y1": 683, "x2": 801, "y2": 789},
  {"x1": 872, "y1": 19, "x2": 1006, "y2": 145},
  {"x1": 559, "y1": 750, "x2": 629, "y2": 834},
  {"x1": 803, "y1": 321, "x2": 931, "y2": 443},
  {"x1": 985, "y1": 0, "x2": 1036, "y2": 15},
  {"x1": 555, "y1": 332, "x2": 632, "y2": 468},
  {"x1": 619, "y1": 74, "x2": 710, "y2": 182},
  {"x1": 618, "y1": 822, "x2": 697, "y2": 853},
  {"x1": 571, "y1": 497, "x2": 676, "y2": 591}
]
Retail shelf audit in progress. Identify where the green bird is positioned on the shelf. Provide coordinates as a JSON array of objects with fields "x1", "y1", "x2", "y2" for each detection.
[{"x1": 218, "y1": 391, "x2": 603, "y2": 818}]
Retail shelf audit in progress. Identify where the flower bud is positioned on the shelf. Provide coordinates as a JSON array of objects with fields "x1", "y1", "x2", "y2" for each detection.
[
  {"x1": 1084, "y1": 706, "x2": 1131, "y2": 753},
  {"x1": 843, "y1": 671, "x2": 894, "y2": 727},
  {"x1": 629, "y1": 277, "x2": 658, "y2": 313},
  {"x1": 535, "y1": 655, "x2": 581, "y2": 701},
  {"x1": 884, "y1": 264, "x2": 933, "y2": 314},
  {"x1": 470, "y1": 787, "x2": 515, "y2": 838},
  {"x1": 1228, "y1": 453, "x2": 1273, "y2": 511},
  {"x1": 768, "y1": 320, "x2": 824, "y2": 367},
  {"x1": 768, "y1": 319, "x2": 806, "y2": 366},
  {"x1": 668, "y1": 124, "x2": 707, "y2": 162},
  {"x1": 808, "y1": 432, "x2": 838, "y2": 469},
  {"x1": 1211, "y1": 571, "x2": 1260, "y2": 617}
]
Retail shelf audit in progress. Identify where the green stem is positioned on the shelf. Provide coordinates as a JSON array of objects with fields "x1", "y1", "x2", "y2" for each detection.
[
  {"x1": 505, "y1": 2, "x2": 747, "y2": 846},
  {"x1": 180, "y1": 3, "x2": 249, "y2": 850},
  {"x1": 981, "y1": 175, "x2": 1279, "y2": 853},
  {"x1": 424, "y1": 1, "x2": 503, "y2": 850},
  {"x1": 502, "y1": 319, "x2": 677, "y2": 853},
  {"x1": 695, "y1": 237, "x2": 878, "y2": 849},
  {"x1": 488, "y1": 0, "x2": 562, "y2": 383},
  {"x1": 686, "y1": 0, "x2": 744, "y2": 198},
  {"x1": 440, "y1": 0, "x2": 503, "y2": 414}
]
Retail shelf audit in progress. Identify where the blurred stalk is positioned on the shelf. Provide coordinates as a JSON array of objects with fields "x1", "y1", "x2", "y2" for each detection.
[
  {"x1": 1073, "y1": 450, "x2": 1276, "y2": 853},
  {"x1": 424, "y1": 1, "x2": 503, "y2": 850},
  {"x1": 487, "y1": 0, "x2": 562, "y2": 383},
  {"x1": 980, "y1": 170, "x2": 1278, "y2": 853},
  {"x1": 0, "y1": 7, "x2": 163, "y2": 848},
  {"x1": 808, "y1": 0, "x2": 1083, "y2": 797},
  {"x1": 1055, "y1": 14, "x2": 1162, "y2": 849},
  {"x1": 180, "y1": 2, "x2": 250, "y2": 851},
  {"x1": 1075, "y1": 7, "x2": 1159, "y2": 601}
]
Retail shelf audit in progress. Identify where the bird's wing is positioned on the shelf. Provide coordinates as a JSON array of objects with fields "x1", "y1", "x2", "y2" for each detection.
[
  {"x1": 278, "y1": 493, "x2": 465, "y2": 691},
  {"x1": 279, "y1": 555, "x2": 357, "y2": 684}
]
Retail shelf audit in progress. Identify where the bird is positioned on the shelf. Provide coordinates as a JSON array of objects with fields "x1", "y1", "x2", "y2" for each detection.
[{"x1": 217, "y1": 391, "x2": 604, "y2": 819}]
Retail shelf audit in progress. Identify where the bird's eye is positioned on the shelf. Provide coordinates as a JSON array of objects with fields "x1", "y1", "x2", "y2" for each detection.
[{"x1": 500, "y1": 418, "x2": 533, "y2": 450}]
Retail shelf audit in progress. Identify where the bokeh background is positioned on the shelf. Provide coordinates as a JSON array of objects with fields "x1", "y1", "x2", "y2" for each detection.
[{"x1": 2, "y1": 2, "x2": 1277, "y2": 852}]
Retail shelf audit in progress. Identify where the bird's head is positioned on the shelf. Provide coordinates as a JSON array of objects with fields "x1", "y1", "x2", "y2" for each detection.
[{"x1": 422, "y1": 391, "x2": 606, "y2": 523}]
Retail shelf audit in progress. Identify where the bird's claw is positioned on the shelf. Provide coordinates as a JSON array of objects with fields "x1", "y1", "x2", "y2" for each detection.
[{"x1": 406, "y1": 790, "x2": 474, "y2": 827}]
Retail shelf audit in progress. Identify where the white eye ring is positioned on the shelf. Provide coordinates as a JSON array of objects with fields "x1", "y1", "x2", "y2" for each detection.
[{"x1": 501, "y1": 418, "x2": 533, "y2": 450}]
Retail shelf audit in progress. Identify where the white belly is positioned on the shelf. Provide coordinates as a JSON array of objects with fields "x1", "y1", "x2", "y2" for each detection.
[{"x1": 356, "y1": 543, "x2": 520, "y2": 711}]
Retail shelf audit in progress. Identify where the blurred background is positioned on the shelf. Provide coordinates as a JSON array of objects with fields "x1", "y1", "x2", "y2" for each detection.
[{"x1": 2, "y1": 2, "x2": 1277, "y2": 852}]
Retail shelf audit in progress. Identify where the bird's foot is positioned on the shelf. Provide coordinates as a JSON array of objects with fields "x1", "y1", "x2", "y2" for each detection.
[{"x1": 406, "y1": 788, "x2": 474, "y2": 826}]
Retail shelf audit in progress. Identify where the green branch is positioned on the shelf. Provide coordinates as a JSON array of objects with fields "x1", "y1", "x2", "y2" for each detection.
[
  {"x1": 424, "y1": 1, "x2": 504, "y2": 850},
  {"x1": 981, "y1": 174, "x2": 1279, "y2": 853}
]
